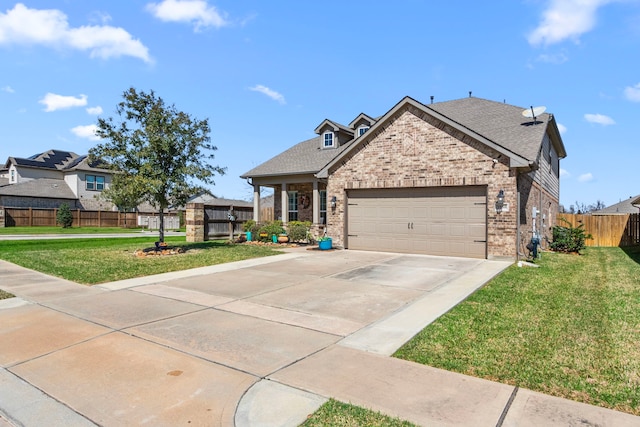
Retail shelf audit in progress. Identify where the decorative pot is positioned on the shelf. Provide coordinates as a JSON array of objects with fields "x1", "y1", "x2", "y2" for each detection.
[
  {"x1": 318, "y1": 238, "x2": 332, "y2": 250},
  {"x1": 246, "y1": 231, "x2": 252, "y2": 242},
  {"x1": 271, "y1": 235, "x2": 278, "y2": 243},
  {"x1": 277, "y1": 234, "x2": 289, "y2": 243}
]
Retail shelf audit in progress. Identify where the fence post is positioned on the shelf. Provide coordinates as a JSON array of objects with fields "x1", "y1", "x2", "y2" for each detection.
[
  {"x1": 77, "y1": 209, "x2": 81, "y2": 227},
  {"x1": 0, "y1": 207, "x2": 4, "y2": 228},
  {"x1": 186, "y1": 203, "x2": 205, "y2": 242}
]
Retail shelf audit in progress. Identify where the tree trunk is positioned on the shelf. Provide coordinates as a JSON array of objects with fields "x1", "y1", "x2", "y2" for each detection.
[{"x1": 159, "y1": 210, "x2": 165, "y2": 243}]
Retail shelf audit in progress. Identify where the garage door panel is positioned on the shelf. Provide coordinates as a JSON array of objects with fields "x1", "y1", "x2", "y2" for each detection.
[{"x1": 347, "y1": 187, "x2": 487, "y2": 259}]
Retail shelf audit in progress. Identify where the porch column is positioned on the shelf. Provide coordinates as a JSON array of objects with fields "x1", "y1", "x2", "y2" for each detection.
[
  {"x1": 281, "y1": 183, "x2": 288, "y2": 225},
  {"x1": 253, "y1": 184, "x2": 260, "y2": 222},
  {"x1": 312, "y1": 181, "x2": 320, "y2": 224}
]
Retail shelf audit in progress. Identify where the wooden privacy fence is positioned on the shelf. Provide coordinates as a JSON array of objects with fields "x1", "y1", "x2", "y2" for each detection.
[
  {"x1": 204, "y1": 204, "x2": 253, "y2": 237},
  {"x1": 2, "y1": 207, "x2": 177, "y2": 229},
  {"x1": 557, "y1": 213, "x2": 640, "y2": 247}
]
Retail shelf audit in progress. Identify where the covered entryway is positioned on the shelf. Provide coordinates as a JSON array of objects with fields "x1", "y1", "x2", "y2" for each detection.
[{"x1": 346, "y1": 186, "x2": 487, "y2": 258}]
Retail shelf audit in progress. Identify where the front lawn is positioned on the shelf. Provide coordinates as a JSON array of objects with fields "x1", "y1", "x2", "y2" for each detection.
[
  {"x1": 0, "y1": 226, "x2": 146, "y2": 235},
  {"x1": 0, "y1": 237, "x2": 280, "y2": 285},
  {"x1": 394, "y1": 247, "x2": 640, "y2": 415}
]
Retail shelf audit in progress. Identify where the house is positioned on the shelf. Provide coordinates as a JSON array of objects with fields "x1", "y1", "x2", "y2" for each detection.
[
  {"x1": 241, "y1": 96, "x2": 567, "y2": 259},
  {"x1": 592, "y1": 195, "x2": 640, "y2": 215},
  {"x1": 0, "y1": 149, "x2": 119, "y2": 210}
]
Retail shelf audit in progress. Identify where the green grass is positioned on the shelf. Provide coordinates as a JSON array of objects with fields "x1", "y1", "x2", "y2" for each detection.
[
  {"x1": 394, "y1": 246, "x2": 640, "y2": 415},
  {"x1": 301, "y1": 399, "x2": 417, "y2": 427},
  {"x1": 0, "y1": 226, "x2": 147, "y2": 235},
  {"x1": 0, "y1": 289, "x2": 14, "y2": 300},
  {"x1": 0, "y1": 237, "x2": 280, "y2": 284}
]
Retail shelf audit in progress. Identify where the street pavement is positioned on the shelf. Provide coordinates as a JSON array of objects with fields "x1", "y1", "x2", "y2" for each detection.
[{"x1": 0, "y1": 248, "x2": 639, "y2": 426}]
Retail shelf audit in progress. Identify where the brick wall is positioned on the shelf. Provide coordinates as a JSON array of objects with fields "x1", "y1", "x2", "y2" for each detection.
[{"x1": 326, "y1": 105, "x2": 520, "y2": 258}]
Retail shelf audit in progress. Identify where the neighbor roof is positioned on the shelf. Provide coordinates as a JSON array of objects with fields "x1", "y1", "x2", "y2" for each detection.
[
  {"x1": 0, "y1": 178, "x2": 76, "y2": 199},
  {"x1": 7, "y1": 150, "x2": 78, "y2": 170},
  {"x1": 592, "y1": 195, "x2": 640, "y2": 214},
  {"x1": 5, "y1": 150, "x2": 110, "y2": 173}
]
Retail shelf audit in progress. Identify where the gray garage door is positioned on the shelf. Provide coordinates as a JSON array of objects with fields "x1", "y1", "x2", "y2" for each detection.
[{"x1": 346, "y1": 186, "x2": 487, "y2": 258}]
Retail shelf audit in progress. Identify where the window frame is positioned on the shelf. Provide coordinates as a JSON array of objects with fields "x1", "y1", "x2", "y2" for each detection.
[
  {"x1": 86, "y1": 174, "x2": 105, "y2": 191},
  {"x1": 323, "y1": 131, "x2": 335, "y2": 148},
  {"x1": 319, "y1": 189, "x2": 327, "y2": 224},
  {"x1": 357, "y1": 126, "x2": 369, "y2": 136},
  {"x1": 288, "y1": 191, "x2": 298, "y2": 221}
]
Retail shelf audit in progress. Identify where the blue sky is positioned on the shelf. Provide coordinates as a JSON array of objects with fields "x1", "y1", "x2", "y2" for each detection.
[{"x1": 1, "y1": 0, "x2": 639, "y2": 208}]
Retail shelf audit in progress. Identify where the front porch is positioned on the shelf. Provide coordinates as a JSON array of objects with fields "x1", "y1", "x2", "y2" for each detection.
[{"x1": 250, "y1": 178, "x2": 328, "y2": 237}]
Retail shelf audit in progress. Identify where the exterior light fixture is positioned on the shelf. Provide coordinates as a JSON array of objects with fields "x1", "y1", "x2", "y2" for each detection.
[
  {"x1": 495, "y1": 189, "x2": 505, "y2": 213},
  {"x1": 330, "y1": 196, "x2": 337, "y2": 209}
]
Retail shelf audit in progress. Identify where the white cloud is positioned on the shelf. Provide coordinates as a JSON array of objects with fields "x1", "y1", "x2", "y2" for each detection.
[
  {"x1": 0, "y1": 3, "x2": 151, "y2": 63},
  {"x1": 536, "y1": 52, "x2": 569, "y2": 64},
  {"x1": 146, "y1": 0, "x2": 228, "y2": 31},
  {"x1": 39, "y1": 93, "x2": 87, "y2": 112},
  {"x1": 624, "y1": 83, "x2": 640, "y2": 102},
  {"x1": 86, "y1": 106, "x2": 103, "y2": 115},
  {"x1": 560, "y1": 168, "x2": 570, "y2": 177},
  {"x1": 528, "y1": 0, "x2": 613, "y2": 46},
  {"x1": 71, "y1": 124, "x2": 100, "y2": 141},
  {"x1": 249, "y1": 85, "x2": 286, "y2": 104},
  {"x1": 1, "y1": 85, "x2": 14, "y2": 93},
  {"x1": 557, "y1": 123, "x2": 567, "y2": 134},
  {"x1": 578, "y1": 172, "x2": 594, "y2": 182},
  {"x1": 584, "y1": 113, "x2": 615, "y2": 125}
]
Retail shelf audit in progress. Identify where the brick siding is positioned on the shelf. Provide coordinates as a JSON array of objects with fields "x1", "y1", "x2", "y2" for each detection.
[{"x1": 325, "y1": 105, "x2": 521, "y2": 258}]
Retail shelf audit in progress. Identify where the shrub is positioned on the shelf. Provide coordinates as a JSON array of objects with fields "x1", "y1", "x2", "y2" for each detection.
[
  {"x1": 56, "y1": 203, "x2": 74, "y2": 228},
  {"x1": 258, "y1": 220, "x2": 285, "y2": 241},
  {"x1": 287, "y1": 221, "x2": 311, "y2": 242},
  {"x1": 550, "y1": 219, "x2": 592, "y2": 253},
  {"x1": 242, "y1": 219, "x2": 256, "y2": 232}
]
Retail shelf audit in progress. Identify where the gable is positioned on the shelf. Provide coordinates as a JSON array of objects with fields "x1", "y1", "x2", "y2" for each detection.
[{"x1": 327, "y1": 107, "x2": 505, "y2": 183}]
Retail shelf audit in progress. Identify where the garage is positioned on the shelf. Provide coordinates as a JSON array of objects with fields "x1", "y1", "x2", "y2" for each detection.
[{"x1": 345, "y1": 186, "x2": 487, "y2": 258}]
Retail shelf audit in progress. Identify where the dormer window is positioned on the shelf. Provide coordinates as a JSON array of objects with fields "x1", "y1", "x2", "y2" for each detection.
[
  {"x1": 358, "y1": 126, "x2": 370, "y2": 136},
  {"x1": 10, "y1": 169, "x2": 15, "y2": 183},
  {"x1": 323, "y1": 132, "x2": 335, "y2": 148}
]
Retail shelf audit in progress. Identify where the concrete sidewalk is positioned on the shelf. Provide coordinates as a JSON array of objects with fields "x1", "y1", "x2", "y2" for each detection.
[{"x1": 1, "y1": 252, "x2": 639, "y2": 426}]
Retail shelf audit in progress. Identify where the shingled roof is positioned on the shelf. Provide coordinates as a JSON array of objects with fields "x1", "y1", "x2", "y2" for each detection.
[
  {"x1": 240, "y1": 137, "x2": 351, "y2": 178},
  {"x1": 427, "y1": 97, "x2": 562, "y2": 162},
  {"x1": 592, "y1": 195, "x2": 640, "y2": 214},
  {"x1": 242, "y1": 96, "x2": 566, "y2": 180},
  {"x1": 0, "y1": 178, "x2": 77, "y2": 199},
  {"x1": 8, "y1": 150, "x2": 78, "y2": 170}
]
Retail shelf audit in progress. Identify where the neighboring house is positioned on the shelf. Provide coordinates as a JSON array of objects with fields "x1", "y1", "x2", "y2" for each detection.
[
  {"x1": 242, "y1": 96, "x2": 567, "y2": 259},
  {"x1": 0, "y1": 149, "x2": 118, "y2": 210},
  {"x1": 592, "y1": 195, "x2": 640, "y2": 215}
]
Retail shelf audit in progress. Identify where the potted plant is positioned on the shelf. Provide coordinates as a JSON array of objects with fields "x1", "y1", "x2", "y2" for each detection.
[
  {"x1": 243, "y1": 219, "x2": 256, "y2": 241},
  {"x1": 318, "y1": 236, "x2": 332, "y2": 250},
  {"x1": 259, "y1": 220, "x2": 285, "y2": 243}
]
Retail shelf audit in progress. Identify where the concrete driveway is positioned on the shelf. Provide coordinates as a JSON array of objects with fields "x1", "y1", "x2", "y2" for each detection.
[{"x1": 1, "y1": 249, "x2": 637, "y2": 426}]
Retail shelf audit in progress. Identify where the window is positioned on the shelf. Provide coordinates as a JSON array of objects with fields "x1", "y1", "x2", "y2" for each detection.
[
  {"x1": 323, "y1": 132, "x2": 334, "y2": 148},
  {"x1": 288, "y1": 191, "x2": 298, "y2": 221},
  {"x1": 86, "y1": 175, "x2": 105, "y2": 191},
  {"x1": 358, "y1": 126, "x2": 369, "y2": 136},
  {"x1": 319, "y1": 190, "x2": 327, "y2": 224},
  {"x1": 10, "y1": 169, "x2": 15, "y2": 183}
]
